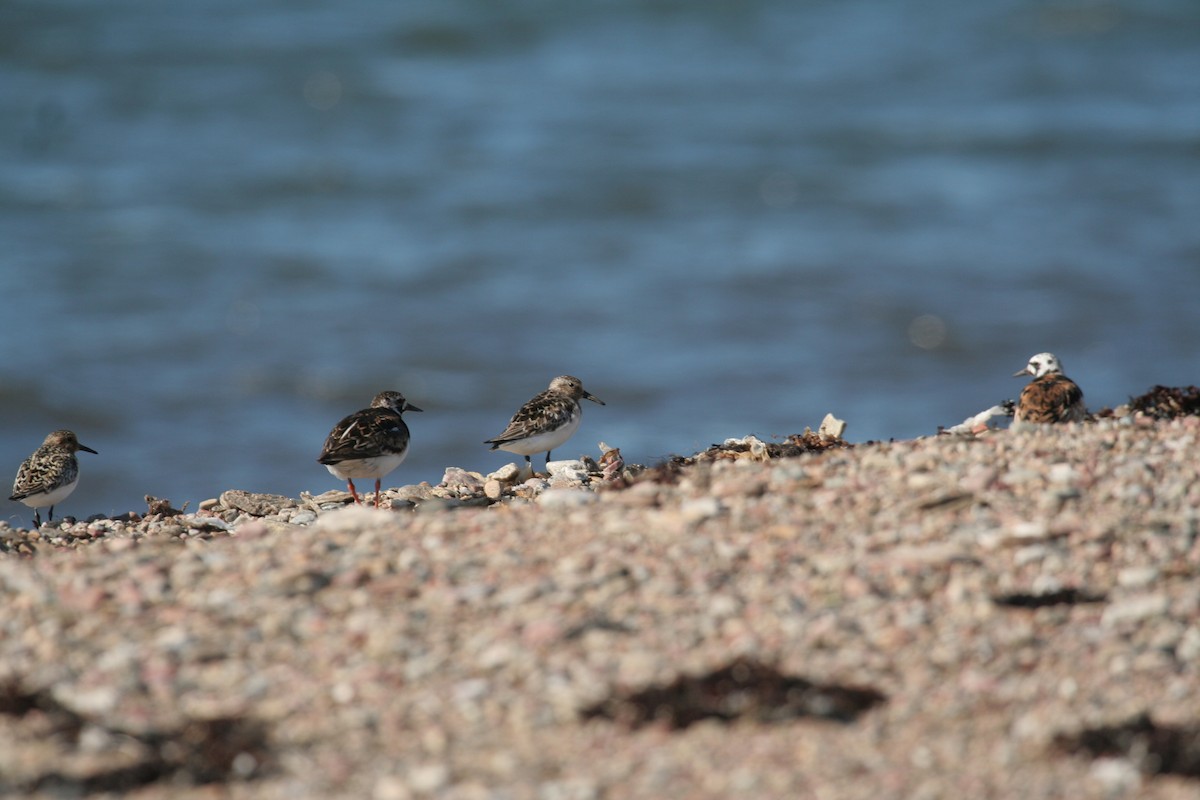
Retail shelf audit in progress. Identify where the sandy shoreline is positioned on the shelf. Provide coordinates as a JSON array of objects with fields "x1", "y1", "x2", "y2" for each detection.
[{"x1": 2, "y1": 415, "x2": 1200, "y2": 798}]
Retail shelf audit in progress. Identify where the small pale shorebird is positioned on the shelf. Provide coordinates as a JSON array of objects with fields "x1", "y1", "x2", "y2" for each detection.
[
  {"x1": 318, "y1": 391, "x2": 421, "y2": 507},
  {"x1": 1013, "y1": 352, "x2": 1086, "y2": 423},
  {"x1": 10, "y1": 429, "x2": 98, "y2": 527},
  {"x1": 485, "y1": 375, "x2": 605, "y2": 472}
]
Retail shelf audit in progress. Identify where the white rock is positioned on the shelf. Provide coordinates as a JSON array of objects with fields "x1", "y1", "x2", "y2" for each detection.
[
  {"x1": 1116, "y1": 567, "x2": 1160, "y2": 589},
  {"x1": 819, "y1": 413, "x2": 847, "y2": 438},
  {"x1": 407, "y1": 763, "x2": 450, "y2": 793},
  {"x1": 680, "y1": 496, "x2": 722, "y2": 523},
  {"x1": 1088, "y1": 758, "x2": 1142, "y2": 796},
  {"x1": 537, "y1": 489, "x2": 597, "y2": 508},
  {"x1": 1006, "y1": 522, "x2": 1052, "y2": 541},
  {"x1": 546, "y1": 460, "x2": 589, "y2": 481},
  {"x1": 1101, "y1": 594, "x2": 1169, "y2": 627},
  {"x1": 1031, "y1": 574, "x2": 1063, "y2": 595},
  {"x1": 1013, "y1": 545, "x2": 1049, "y2": 566},
  {"x1": 186, "y1": 515, "x2": 231, "y2": 532},
  {"x1": 289, "y1": 510, "x2": 317, "y2": 526},
  {"x1": 487, "y1": 463, "x2": 521, "y2": 484},
  {"x1": 539, "y1": 778, "x2": 600, "y2": 800},
  {"x1": 373, "y1": 776, "x2": 412, "y2": 800},
  {"x1": 441, "y1": 467, "x2": 484, "y2": 490},
  {"x1": 1048, "y1": 463, "x2": 1079, "y2": 484},
  {"x1": 52, "y1": 684, "x2": 118, "y2": 715},
  {"x1": 1175, "y1": 627, "x2": 1200, "y2": 661}
]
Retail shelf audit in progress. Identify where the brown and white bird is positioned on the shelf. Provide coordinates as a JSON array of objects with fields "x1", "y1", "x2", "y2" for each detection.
[
  {"x1": 1012, "y1": 352, "x2": 1086, "y2": 423},
  {"x1": 10, "y1": 429, "x2": 98, "y2": 527},
  {"x1": 318, "y1": 391, "x2": 421, "y2": 507},
  {"x1": 485, "y1": 375, "x2": 605, "y2": 471}
]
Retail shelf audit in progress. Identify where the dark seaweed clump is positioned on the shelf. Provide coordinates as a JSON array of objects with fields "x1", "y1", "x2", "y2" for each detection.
[
  {"x1": 1056, "y1": 713, "x2": 1200, "y2": 778},
  {"x1": 581, "y1": 658, "x2": 885, "y2": 730},
  {"x1": 1128, "y1": 385, "x2": 1200, "y2": 420}
]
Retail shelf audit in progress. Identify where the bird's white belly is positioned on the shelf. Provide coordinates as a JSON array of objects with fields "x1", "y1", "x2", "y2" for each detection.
[
  {"x1": 324, "y1": 454, "x2": 406, "y2": 481},
  {"x1": 496, "y1": 415, "x2": 580, "y2": 456},
  {"x1": 17, "y1": 477, "x2": 79, "y2": 509}
]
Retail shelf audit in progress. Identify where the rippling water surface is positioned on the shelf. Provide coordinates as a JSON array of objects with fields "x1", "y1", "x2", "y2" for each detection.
[{"x1": 2, "y1": 0, "x2": 1198, "y2": 516}]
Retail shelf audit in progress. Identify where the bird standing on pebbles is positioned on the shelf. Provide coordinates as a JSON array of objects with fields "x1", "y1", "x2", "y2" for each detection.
[
  {"x1": 485, "y1": 375, "x2": 605, "y2": 472},
  {"x1": 1013, "y1": 352, "x2": 1086, "y2": 423},
  {"x1": 10, "y1": 429, "x2": 98, "y2": 527},
  {"x1": 318, "y1": 391, "x2": 422, "y2": 507}
]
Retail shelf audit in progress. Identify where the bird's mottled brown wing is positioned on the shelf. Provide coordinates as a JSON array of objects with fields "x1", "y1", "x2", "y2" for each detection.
[
  {"x1": 318, "y1": 408, "x2": 410, "y2": 464},
  {"x1": 10, "y1": 449, "x2": 76, "y2": 500},
  {"x1": 10, "y1": 455, "x2": 38, "y2": 500},
  {"x1": 486, "y1": 390, "x2": 577, "y2": 447},
  {"x1": 1016, "y1": 375, "x2": 1086, "y2": 423}
]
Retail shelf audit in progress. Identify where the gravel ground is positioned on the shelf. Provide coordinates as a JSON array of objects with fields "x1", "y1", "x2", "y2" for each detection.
[{"x1": 2, "y1": 415, "x2": 1200, "y2": 799}]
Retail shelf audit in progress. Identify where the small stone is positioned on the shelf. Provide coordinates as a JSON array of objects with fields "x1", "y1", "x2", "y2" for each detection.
[
  {"x1": 441, "y1": 467, "x2": 484, "y2": 493},
  {"x1": 185, "y1": 515, "x2": 231, "y2": 532},
  {"x1": 484, "y1": 480, "x2": 503, "y2": 500},
  {"x1": 416, "y1": 498, "x2": 459, "y2": 514},
  {"x1": 374, "y1": 776, "x2": 413, "y2": 800},
  {"x1": 1101, "y1": 594, "x2": 1169, "y2": 627},
  {"x1": 1047, "y1": 463, "x2": 1079, "y2": 484},
  {"x1": 220, "y1": 490, "x2": 294, "y2": 517},
  {"x1": 394, "y1": 483, "x2": 434, "y2": 502},
  {"x1": 1006, "y1": 522, "x2": 1051, "y2": 541},
  {"x1": 407, "y1": 763, "x2": 450, "y2": 793},
  {"x1": 818, "y1": 413, "x2": 847, "y2": 438},
  {"x1": 1013, "y1": 545, "x2": 1048, "y2": 566},
  {"x1": 487, "y1": 463, "x2": 521, "y2": 484},
  {"x1": 52, "y1": 685, "x2": 118, "y2": 715},
  {"x1": 198, "y1": 498, "x2": 221, "y2": 511},
  {"x1": 537, "y1": 489, "x2": 597, "y2": 508},
  {"x1": 1175, "y1": 627, "x2": 1200, "y2": 661},
  {"x1": 1116, "y1": 567, "x2": 1160, "y2": 589},
  {"x1": 1088, "y1": 758, "x2": 1142, "y2": 796},
  {"x1": 547, "y1": 460, "x2": 589, "y2": 482},
  {"x1": 231, "y1": 753, "x2": 258, "y2": 778},
  {"x1": 1002, "y1": 468, "x2": 1040, "y2": 485},
  {"x1": 523, "y1": 477, "x2": 550, "y2": 492},
  {"x1": 289, "y1": 510, "x2": 317, "y2": 526},
  {"x1": 618, "y1": 482, "x2": 661, "y2": 508},
  {"x1": 680, "y1": 496, "x2": 722, "y2": 523},
  {"x1": 539, "y1": 779, "x2": 600, "y2": 800}
]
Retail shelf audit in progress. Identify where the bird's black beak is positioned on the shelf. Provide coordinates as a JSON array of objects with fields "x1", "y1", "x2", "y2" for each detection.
[
  {"x1": 405, "y1": 403, "x2": 424, "y2": 413},
  {"x1": 583, "y1": 391, "x2": 605, "y2": 406},
  {"x1": 79, "y1": 444, "x2": 98, "y2": 455}
]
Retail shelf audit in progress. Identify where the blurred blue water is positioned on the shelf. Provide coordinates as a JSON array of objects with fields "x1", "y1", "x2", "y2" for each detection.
[{"x1": 2, "y1": 0, "x2": 1198, "y2": 518}]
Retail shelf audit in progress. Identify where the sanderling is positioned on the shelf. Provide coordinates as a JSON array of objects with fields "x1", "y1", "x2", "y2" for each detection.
[
  {"x1": 318, "y1": 391, "x2": 422, "y2": 507},
  {"x1": 1013, "y1": 352, "x2": 1086, "y2": 423},
  {"x1": 10, "y1": 429, "x2": 98, "y2": 527},
  {"x1": 485, "y1": 375, "x2": 605, "y2": 471}
]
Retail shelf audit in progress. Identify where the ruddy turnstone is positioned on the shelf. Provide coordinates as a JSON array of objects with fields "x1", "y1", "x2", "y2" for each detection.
[
  {"x1": 318, "y1": 391, "x2": 422, "y2": 507},
  {"x1": 485, "y1": 375, "x2": 605, "y2": 471},
  {"x1": 1013, "y1": 352, "x2": 1086, "y2": 423},
  {"x1": 10, "y1": 429, "x2": 98, "y2": 527}
]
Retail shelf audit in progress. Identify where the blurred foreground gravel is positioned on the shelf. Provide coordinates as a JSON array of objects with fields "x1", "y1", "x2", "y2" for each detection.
[{"x1": 2, "y1": 416, "x2": 1200, "y2": 799}]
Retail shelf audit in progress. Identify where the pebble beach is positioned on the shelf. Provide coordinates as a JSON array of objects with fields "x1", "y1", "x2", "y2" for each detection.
[{"x1": 3, "y1": 409, "x2": 1200, "y2": 799}]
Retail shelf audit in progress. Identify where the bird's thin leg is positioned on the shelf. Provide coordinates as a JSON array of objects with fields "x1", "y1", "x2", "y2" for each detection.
[
  {"x1": 32, "y1": 509, "x2": 42, "y2": 528},
  {"x1": 374, "y1": 479, "x2": 382, "y2": 508},
  {"x1": 347, "y1": 479, "x2": 362, "y2": 505},
  {"x1": 546, "y1": 451, "x2": 553, "y2": 467},
  {"x1": 48, "y1": 506, "x2": 55, "y2": 523}
]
